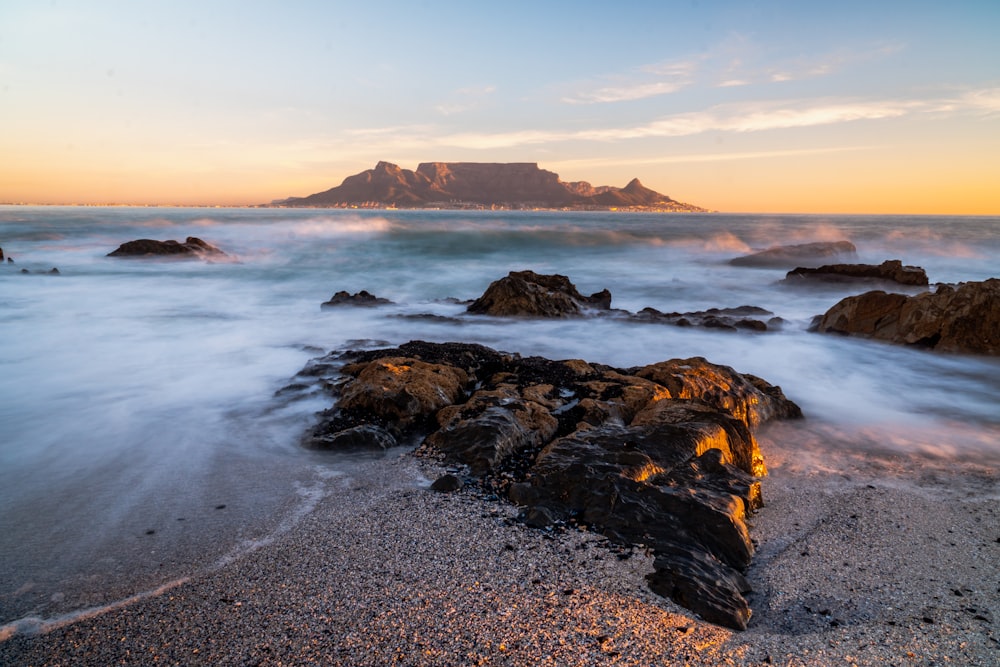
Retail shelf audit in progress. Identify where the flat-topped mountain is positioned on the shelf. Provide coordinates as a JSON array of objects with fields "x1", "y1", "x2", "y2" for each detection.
[{"x1": 276, "y1": 161, "x2": 706, "y2": 211}]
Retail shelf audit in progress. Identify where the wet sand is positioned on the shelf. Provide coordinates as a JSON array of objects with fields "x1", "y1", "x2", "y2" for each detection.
[{"x1": 1, "y1": 425, "x2": 997, "y2": 666}]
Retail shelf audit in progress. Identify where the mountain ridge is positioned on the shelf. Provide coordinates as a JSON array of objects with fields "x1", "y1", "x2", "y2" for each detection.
[{"x1": 276, "y1": 162, "x2": 707, "y2": 211}]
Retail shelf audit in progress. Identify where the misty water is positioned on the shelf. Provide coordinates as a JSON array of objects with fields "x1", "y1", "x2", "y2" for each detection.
[{"x1": 1, "y1": 206, "x2": 998, "y2": 629}]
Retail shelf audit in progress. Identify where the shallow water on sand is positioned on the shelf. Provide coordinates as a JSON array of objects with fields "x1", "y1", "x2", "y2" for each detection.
[{"x1": 1, "y1": 206, "x2": 998, "y2": 628}]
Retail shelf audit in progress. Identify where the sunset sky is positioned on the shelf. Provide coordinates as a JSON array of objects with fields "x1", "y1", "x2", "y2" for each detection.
[{"x1": 2, "y1": 0, "x2": 998, "y2": 213}]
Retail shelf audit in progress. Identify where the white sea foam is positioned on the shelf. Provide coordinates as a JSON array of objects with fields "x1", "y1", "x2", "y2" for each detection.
[{"x1": 1, "y1": 206, "x2": 997, "y2": 633}]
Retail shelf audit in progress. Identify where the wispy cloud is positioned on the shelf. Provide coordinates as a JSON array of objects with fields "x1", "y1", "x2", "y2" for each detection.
[
  {"x1": 547, "y1": 146, "x2": 882, "y2": 171},
  {"x1": 561, "y1": 39, "x2": 906, "y2": 102},
  {"x1": 564, "y1": 81, "x2": 687, "y2": 104},
  {"x1": 961, "y1": 87, "x2": 1000, "y2": 113},
  {"x1": 747, "y1": 42, "x2": 905, "y2": 87},
  {"x1": 334, "y1": 87, "x2": 995, "y2": 154},
  {"x1": 562, "y1": 58, "x2": 699, "y2": 104},
  {"x1": 434, "y1": 84, "x2": 497, "y2": 116}
]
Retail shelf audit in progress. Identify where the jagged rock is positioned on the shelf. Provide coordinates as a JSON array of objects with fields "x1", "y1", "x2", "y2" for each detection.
[
  {"x1": 321, "y1": 290, "x2": 393, "y2": 308},
  {"x1": 784, "y1": 259, "x2": 928, "y2": 286},
  {"x1": 107, "y1": 236, "x2": 226, "y2": 257},
  {"x1": 300, "y1": 340, "x2": 802, "y2": 629},
  {"x1": 0, "y1": 246, "x2": 4, "y2": 261},
  {"x1": 338, "y1": 357, "x2": 469, "y2": 431},
  {"x1": 730, "y1": 241, "x2": 857, "y2": 268},
  {"x1": 467, "y1": 270, "x2": 612, "y2": 317},
  {"x1": 814, "y1": 278, "x2": 1000, "y2": 354}
]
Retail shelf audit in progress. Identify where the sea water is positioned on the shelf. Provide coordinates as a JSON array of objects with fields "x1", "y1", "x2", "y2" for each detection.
[{"x1": 1, "y1": 206, "x2": 998, "y2": 628}]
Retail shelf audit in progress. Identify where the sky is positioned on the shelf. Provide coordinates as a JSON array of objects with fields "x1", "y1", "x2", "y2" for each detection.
[{"x1": 1, "y1": 0, "x2": 999, "y2": 213}]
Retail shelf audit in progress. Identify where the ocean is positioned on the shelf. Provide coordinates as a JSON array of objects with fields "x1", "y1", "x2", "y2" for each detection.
[{"x1": 1, "y1": 206, "x2": 998, "y2": 630}]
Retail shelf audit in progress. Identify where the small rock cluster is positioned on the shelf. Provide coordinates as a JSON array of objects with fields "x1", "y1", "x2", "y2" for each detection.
[{"x1": 325, "y1": 270, "x2": 782, "y2": 332}]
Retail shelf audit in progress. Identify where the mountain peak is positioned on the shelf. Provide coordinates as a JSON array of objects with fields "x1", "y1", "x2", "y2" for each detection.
[{"x1": 280, "y1": 162, "x2": 705, "y2": 211}]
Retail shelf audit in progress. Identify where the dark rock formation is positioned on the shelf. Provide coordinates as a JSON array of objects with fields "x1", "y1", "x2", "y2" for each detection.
[
  {"x1": 814, "y1": 278, "x2": 1000, "y2": 354},
  {"x1": 0, "y1": 246, "x2": 4, "y2": 261},
  {"x1": 430, "y1": 473, "x2": 463, "y2": 493},
  {"x1": 301, "y1": 340, "x2": 802, "y2": 629},
  {"x1": 467, "y1": 270, "x2": 612, "y2": 317},
  {"x1": 280, "y1": 161, "x2": 706, "y2": 211},
  {"x1": 16, "y1": 268, "x2": 60, "y2": 275},
  {"x1": 634, "y1": 305, "x2": 773, "y2": 332},
  {"x1": 784, "y1": 259, "x2": 928, "y2": 286},
  {"x1": 465, "y1": 271, "x2": 774, "y2": 331},
  {"x1": 730, "y1": 241, "x2": 857, "y2": 268},
  {"x1": 107, "y1": 236, "x2": 226, "y2": 258},
  {"x1": 321, "y1": 290, "x2": 393, "y2": 308}
]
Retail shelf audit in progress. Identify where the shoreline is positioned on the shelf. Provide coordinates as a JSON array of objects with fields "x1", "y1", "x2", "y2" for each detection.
[{"x1": 1, "y1": 425, "x2": 997, "y2": 666}]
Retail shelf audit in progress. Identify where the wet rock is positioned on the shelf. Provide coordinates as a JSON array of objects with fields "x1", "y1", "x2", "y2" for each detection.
[
  {"x1": 730, "y1": 241, "x2": 857, "y2": 268},
  {"x1": 107, "y1": 236, "x2": 226, "y2": 257},
  {"x1": 814, "y1": 278, "x2": 1000, "y2": 355},
  {"x1": 0, "y1": 246, "x2": 3, "y2": 261},
  {"x1": 306, "y1": 424, "x2": 397, "y2": 450},
  {"x1": 784, "y1": 259, "x2": 928, "y2": 286},
  {"x1": 338, "y1": 357, "x2": 469, "y2": 431},
  {"x1": 635, "y1": 305, "x2": 774, "y2": 331},
  {"x1": 467, "y1": 270, "x2": 611, "y2": 317},
  {"x1": 304, "y1": 340, "x2": 802, "y2": 629},
  {"x1": 430, "y1": 473, "x2": 463, "y2": 492},
  {"x1": 301, "y1": 352, "x2": 472, "y2": 449},
  {"x1": 321, "y1": 290, "x2": 393, "y2": 308}
]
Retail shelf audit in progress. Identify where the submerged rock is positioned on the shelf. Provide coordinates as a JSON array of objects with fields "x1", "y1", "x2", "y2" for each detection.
[
  {"x1": 635, "y1": 305, "x2": 773, "y2": 332},
  {"x1": 107, "y1": 236, "x2": 226, "y2": 258},
  {"x1": 730, "y1": 241, "x2": 857, "y2": 268},
  {"x1": 814, "y1": 278, "x2": 1000, "y2": 354},
  {"x1": 321, "y1": 290, "x2": 393, "y2": 308},
  {"x1": 784, "y1": 259, "x2": 928, "y2": 286},
  {"x1": 302, "y1": 340, "x2": 802, "y2": 629},
  {"x1": 467, "y1": 270, "x2": 611, "y2": 317}
]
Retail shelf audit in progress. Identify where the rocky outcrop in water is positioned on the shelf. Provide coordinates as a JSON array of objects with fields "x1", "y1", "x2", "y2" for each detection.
[
  {"x1": 784, "y1": 260, "x2": 928, "y2": 286},
  {"x1": 279, "y1": 161, "x2": 706, "y2": 211},
  {"x1": 814, "y1": 279, "x2": 1000, "y2": 354},
  {"x1": 730, "y1": 241, "x2": 857, "y2": 268},
  {"x1": 464, "y1": 270, "x2": 776, "y2": 331},
  {"x1": 321, "y1": 290, "x2": 393, "y2": 308},
  {"x1": 300, "y1": 340, "x2": 802, "y2": 629},
  {"x1": 107, "y1": 237, "x2": 226, "y2": 258},
  {"x1": 467, "y1": 270, "x2": 612, "y2": 317},
  {"x1": 634, "y1": 305, "x2": 776, "y2": 331}
]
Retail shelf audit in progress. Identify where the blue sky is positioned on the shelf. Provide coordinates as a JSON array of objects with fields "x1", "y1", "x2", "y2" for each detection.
[{"x1": 2, "y1": 0, "x2": 998, "y2": 211}]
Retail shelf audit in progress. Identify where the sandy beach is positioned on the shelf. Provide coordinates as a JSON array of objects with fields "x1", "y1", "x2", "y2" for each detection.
[{"x1": 1, "y1": 419, "x2": 996, "y2": 667}]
